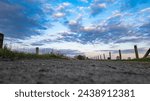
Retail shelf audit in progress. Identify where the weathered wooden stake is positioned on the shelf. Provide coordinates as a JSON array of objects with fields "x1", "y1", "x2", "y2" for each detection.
[
  {"x1": 134, "y1": 45, "x2": 139, "y2": 59},
  {"x1": 36, "y1": 47, "x2": 39, "y2": 55},
  {"x1": 119, "y1": 50, "x2": 122, "y2": 60},
  {"x1": 143, "y1": 48, "x2": 150, "y2": 58},
  {"x1": 0, "y1": 33, "x2": 4, "y2": 49},
  {"x1": 100, "y1": 55, "x2": 102, "y2": 60},
  {"x1": 103, "y1": 54, "x2": 106, "y2": 60},
  {"x1": 109, "y1": 52, "x2": 111, "y2": 60}
]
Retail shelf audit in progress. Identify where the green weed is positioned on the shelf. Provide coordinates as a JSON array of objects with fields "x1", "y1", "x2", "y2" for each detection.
[{"x1": 0, "y1": 46, "x2": 67, "y2": 60}]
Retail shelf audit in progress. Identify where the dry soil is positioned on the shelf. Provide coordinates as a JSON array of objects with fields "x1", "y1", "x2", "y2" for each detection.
[{"x1": 0, "y1": 59, "x2": 150, "y2": 84}]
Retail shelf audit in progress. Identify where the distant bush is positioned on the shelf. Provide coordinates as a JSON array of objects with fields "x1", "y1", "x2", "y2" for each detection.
[
  {"x1": 0, "y1": 45, "x2": 67, "y2": 60},
  {"x1": 75, "y1": 55, "x2": 87, "y2": 60}
]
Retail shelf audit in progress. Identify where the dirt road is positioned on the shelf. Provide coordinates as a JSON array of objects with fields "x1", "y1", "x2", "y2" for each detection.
[{"x1": 0, "y1": 59, "x2": 150, "y2": 84}]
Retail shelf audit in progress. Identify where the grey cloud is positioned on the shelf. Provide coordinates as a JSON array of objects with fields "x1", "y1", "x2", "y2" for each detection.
[
  {"x1": 89, "y1": 0, "x2": 115, "y2": 16},
  {"x1": 68, "y1": 19, "x2": 83, "y2": 32},
  {"x1": 30, "y1": 43, "x2": 44, "y2": 46},
  {"x1": 90, "y1": 3, "x2": 106, "y2": 16},
  {"x1": 139, "y1": 22, "x2": 150, "y2": 35},
  {"x1": 0, "y1": 1, "x2": 47, "y2": 39},
  {"x1": 59, "y1": 8, "x2": 134, "y2": 44},
  {"x1": 62, "y1": 18, "x2": 130, "y2": 44},
  {"x1": 52, "y1": 2, "x2": 72, "y2": 20},
  {"x1": 115, "y1": 37, "x2": 150, "y2": 44},
  {"x1": 60, "y1": 9, "x2": 150, "y2": 45},
  {"x1": 106, "y1": 14, "x2": 122, "y2": 26},
  {"x1": 30, "y1": 37, "x2": 62, "y2": 47}
]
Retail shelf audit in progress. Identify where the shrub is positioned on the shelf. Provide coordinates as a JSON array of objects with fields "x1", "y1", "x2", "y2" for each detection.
[{"x1": 75, "y1": 55, "x2": 86, "y2": 60}]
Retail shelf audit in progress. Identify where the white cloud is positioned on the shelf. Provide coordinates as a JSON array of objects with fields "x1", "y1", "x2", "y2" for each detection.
[
  {"x1": 53, "y1": 12, "x2": 65, "y2": 18},
  {"x1": 62, "y1": 2, "x2": 71, "y2": 6},
  {"x1": 98, "y1": 3, "x2": 106, "y2": 8},
  {"x1": 83, "y1": 26, "x2": 96, "y2": 31},
  {"x1": 140, "y1": 7, "x2": 150, "y2": 13},
  {"x1": 69, "y1": 20, "x2": 78, "y2": 25},
  {"x1": 108, "y1": 12, "x2": 122, "y2": 19},
  {"x1": 56, "y1": 2, "x2": 71, "y2": 11}
]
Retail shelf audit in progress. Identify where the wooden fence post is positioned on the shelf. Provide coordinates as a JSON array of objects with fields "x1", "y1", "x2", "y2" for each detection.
[
  {"x1": 100, "y1": 55, "x2": 102, "y2": 60},
  {"x1": 103, "y1": 54, "x2": 106, "y2": 60},
  {"x1": 36, "y1": 47, "x2": 39, "y2": 55},
  {"x1": 143, "y1": 48, "x2": 150, "y2": 58},
  {"x1": 109, "y1": 52, "x2": 111, "y2": 60},
  {"x1": 134, "y1": 45, "x2": 139, "y2": 59},
  {"x1": 119, "y1": 50, "x2": 122, "y2": 60},
  {"x1": 0, "y1": 33, "x2": 4, "y2": 49}
]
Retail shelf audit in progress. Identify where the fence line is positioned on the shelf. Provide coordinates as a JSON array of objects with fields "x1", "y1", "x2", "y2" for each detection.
[
  {"x1": 91, "y1": 45, "x2": 150, "y2": 60},
  {"x1": 0, "y1": 33, "x2": 150, "y2": 60}
]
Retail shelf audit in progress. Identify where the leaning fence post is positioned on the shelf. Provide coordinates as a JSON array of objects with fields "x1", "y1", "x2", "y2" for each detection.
[
  {"x1": 36, "y1": 47, "x2": 39, "y2": 55},
  {"x1": 143, "y1": 48, "x2": 150, "y2": 58},
  {"x1": 134, "y1": 45, "x2": 139, "y2": 59},
  {"x1": 119, "y1": 50, "x2": 122, "y2": 60},
  {"x1": 0, "y1": 33, "x2": 4, "y2": 49}
]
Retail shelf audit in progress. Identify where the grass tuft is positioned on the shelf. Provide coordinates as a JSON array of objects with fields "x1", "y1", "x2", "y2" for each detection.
[{"x1": 0, "y1": 46, "x2": 67, "y2": 60}]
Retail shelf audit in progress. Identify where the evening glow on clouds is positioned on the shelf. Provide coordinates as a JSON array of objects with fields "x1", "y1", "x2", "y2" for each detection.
[{"x1": 0, "y1": 0, "x2": 150, "y2": 58}]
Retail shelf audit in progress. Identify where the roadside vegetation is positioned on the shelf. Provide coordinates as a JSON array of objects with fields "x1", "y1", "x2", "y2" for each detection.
[
  {"x1": 74, "y1": 55, "x2": 88, "y2": 60},
  {"x1": 0, "y1": 46, "x2": 67, "y2": 60},
  {"x1": 128, "y1": 58, "x2": 150, "y2": 62},
  {"x1": 0, "y1": 46, "x2": 149, "y2": 62}
]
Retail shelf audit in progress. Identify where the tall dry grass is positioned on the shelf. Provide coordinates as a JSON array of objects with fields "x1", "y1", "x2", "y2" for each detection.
[{"x1": 0, "y1": 45, "x2": 67, "y2": 60}]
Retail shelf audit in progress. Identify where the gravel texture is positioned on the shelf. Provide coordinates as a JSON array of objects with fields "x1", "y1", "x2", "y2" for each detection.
[{"x1": 0, "y1": 59, "x2": 150, "y2": 84}]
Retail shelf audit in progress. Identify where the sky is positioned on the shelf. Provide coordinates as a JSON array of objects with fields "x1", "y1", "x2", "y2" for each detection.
[{"x1": 0, "y1": 0, "x2": 150, "y2": 59}]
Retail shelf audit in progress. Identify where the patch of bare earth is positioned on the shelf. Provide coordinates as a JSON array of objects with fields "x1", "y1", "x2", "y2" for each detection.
[{"x1": 0, "y1": 59, "x2": 150, "y2": 84}]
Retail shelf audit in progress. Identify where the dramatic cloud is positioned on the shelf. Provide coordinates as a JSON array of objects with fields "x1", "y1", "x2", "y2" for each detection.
[
  {"x1": 52, "y1": 2, "x2": 72, "y2": 20},
  {"x1": 89, "y1": 0, "x2": 115, "y2": 16},
  {"x1": 1, "y1": 0, "x2": 150, "y2": 57},
  {"x1": 90, "y1": 3, "x2": 107, "y2": 16},
  {"x1": 0, "y1": 0, "x2": 48, "y2": 38},
  {"x1": 139, "y1": 22, "x2": 150, "y2": 35},
  {"x1": 60, "y1": 14, "x2": 131, "y2": 44}
]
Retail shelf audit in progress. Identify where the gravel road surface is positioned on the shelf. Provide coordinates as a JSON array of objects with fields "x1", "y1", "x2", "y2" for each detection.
[{"x1": 0, "y1": 59, "x2": 150, "y2": 84}]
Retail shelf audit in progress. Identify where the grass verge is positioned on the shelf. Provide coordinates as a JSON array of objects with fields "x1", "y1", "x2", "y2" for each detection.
[{"x1": 0, "y1": 46, "x2": 67, "y2": 60}]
